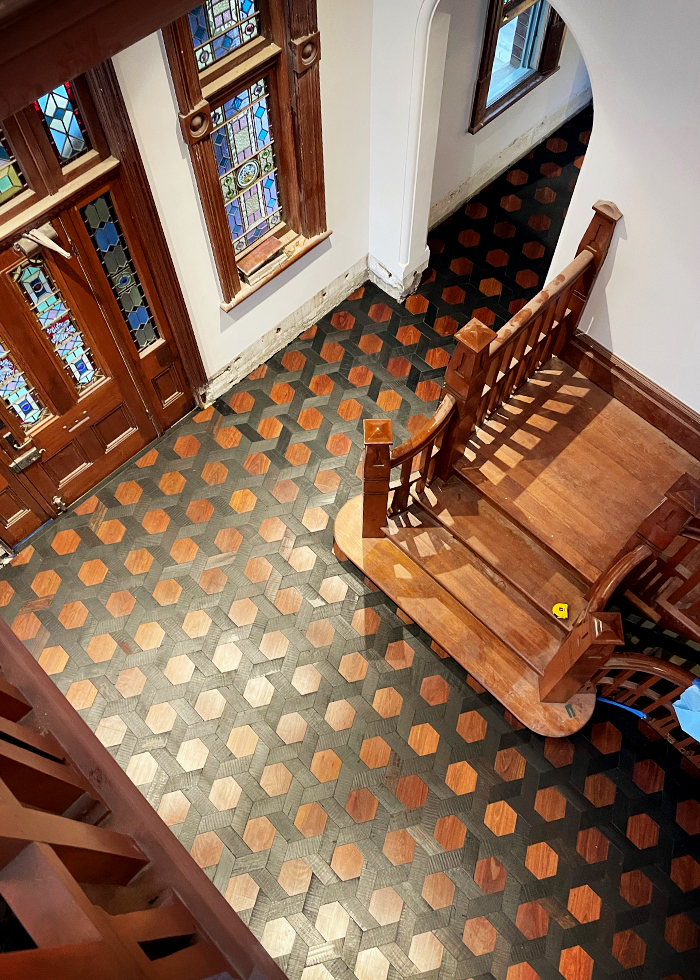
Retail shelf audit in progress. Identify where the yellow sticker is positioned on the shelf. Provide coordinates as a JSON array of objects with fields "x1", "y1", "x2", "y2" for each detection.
[{"x1": 552, "y1": 602, "x2": 569, "y2": 620}]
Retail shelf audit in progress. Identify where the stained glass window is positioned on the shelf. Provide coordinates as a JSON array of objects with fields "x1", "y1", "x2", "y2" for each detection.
[
  {"x1": 36, "y1": 83, "x2": 90, "y2": 165},
  {"x1": 13, "y1": 260, "x2": 101, "y2": 389},
  {"x1": 0, "y1": 129, "x2": 26, "y2": 206},
  {"x1": 81, "y1": 194, "x2": 161, "y2": 353},
  {"x1": 0, "y1": 339, "x2": 48, "y2": 427},
  {"x1": 188, "y1": 0, "x2": 259, "y2": 71},
  {"x1": 211, "y1": 78, "x2": 282, "y2": 254}
]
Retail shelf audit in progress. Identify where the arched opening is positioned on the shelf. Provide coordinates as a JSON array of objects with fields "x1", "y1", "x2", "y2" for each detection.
[{"x1": 421, "y1": 0, "x2": 593, "y2": 328}]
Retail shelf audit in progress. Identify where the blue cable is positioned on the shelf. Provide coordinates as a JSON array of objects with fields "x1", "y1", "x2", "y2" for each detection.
[{"x1": 596, "y1": 696, "x2": 647, "y2": 720}]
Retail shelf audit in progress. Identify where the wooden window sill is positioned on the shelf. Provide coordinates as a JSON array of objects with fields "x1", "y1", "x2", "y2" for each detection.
[{"x1": 220, "y1": 229, "x2": 332, "y2": 312}]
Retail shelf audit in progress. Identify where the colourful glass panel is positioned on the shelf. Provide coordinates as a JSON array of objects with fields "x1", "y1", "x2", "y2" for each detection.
[
  {"x1": 13, "y1": 260, "x2": 101, "y2": 389},
  {"x1": 0, "y1": 339, "x2": 47, "y2": 427},
  {"x1": 0, "y1": 128, "x2": 26, "y2": 206},
  {"x1": 36, "y1": 83, "x2": 90, "y2": 164},
  {"x1": 210, "y1": 78, "x2": 282, "y2": 254},
  {"x1": 188, "y1": 0, "x2": 259, "y2": 71},
  {"x1": 81, "y1": 194, "x2": 160, "y2": 353}
]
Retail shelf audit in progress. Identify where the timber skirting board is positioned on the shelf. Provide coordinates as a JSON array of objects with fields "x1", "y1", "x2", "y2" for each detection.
[{"x1": 564, "y1": 333, "x2": 700, "y2": 462}]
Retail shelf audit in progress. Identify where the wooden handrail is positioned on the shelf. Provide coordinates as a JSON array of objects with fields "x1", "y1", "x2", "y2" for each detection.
[
  {"x1": 391, "y1": 392, "x2": 457, "y2": 466},
  {"x1": 490, "y1": 249, "x2": 594, "y2": 355},
  {"x1": 603, "y1": 653, "x2": 697, "y2": 688},
  {"x1": 584, "y1": 543, "x2": 653, "y2": 615}
]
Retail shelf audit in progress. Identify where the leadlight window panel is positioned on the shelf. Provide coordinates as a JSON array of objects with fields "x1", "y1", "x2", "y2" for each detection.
[
  {"x1": 81, "y1": 194, "x2": 161, "y2": 353},
  {"x1": 487, "y1": 0, "x2": 549, "y2": 106},
  {"x1": 189, "y1": 0, "x2": 260, "y2": 71},
  {"x1": 0, "y1": 128, "x2": 26, "y2": 205},
  {"x1": 211, "y1": 78, "x2": 282, "y2": 254},
  {"x1": 0, "y1": 338, "x2": 49, "y2": 427},
  {"x1": 12, "y1": 260, "x2": 102, "y2": 389},
  {"x1": 36, "y1": 83, "x2": 91, "y2": 165}
]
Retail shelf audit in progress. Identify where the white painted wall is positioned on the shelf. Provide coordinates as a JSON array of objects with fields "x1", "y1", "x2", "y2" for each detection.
[
  {"x1": 430, "y1": 0, "x2": 591, "y2": 228},
  {"x1": 549, "y1": 0, "x2": 700, "y2": 414},
  {"x1": 112, "y1": 0, "x2": 372, "y2": 387}
]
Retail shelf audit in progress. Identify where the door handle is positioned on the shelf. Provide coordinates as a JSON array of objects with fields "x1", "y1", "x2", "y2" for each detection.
[{"x1": 8, "y1": 445, "x2": 45, "y2": 473}]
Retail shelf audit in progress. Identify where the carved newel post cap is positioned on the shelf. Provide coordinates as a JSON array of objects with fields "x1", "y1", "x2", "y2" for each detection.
[
  {"x1": 455, "y1": 318, "x2": 497, "y2": 353},
  {"x1": 364, "y1": 419, "x2": 393, "y2": 444},
  {"x1": 592, "y1": 200, "x2": 623, "y2": 221}
]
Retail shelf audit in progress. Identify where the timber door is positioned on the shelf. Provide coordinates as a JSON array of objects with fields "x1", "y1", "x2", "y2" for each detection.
[{"x1": 0, "y1": 197, "x2": 189, "y2": 548}]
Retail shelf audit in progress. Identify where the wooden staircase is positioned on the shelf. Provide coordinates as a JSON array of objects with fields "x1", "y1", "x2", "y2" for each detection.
[{"x1": 334, "y1": 201, "x2": 700, "y2": 737}]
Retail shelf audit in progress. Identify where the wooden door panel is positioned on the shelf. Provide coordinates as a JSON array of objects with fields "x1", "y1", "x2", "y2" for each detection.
[
  {"x1": 0, "y1": 464, "x2": 51, "y2": 542},
  {"x1": 91, "y1": 402, "x2": 138, "y2": 453}
]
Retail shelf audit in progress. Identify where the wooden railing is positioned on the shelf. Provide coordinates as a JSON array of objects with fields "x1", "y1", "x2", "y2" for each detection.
[
  {"x1": 0, "y1": 619, "x2": 284, "y2": 980},
  {"x1": 600, "y1": 472, "x2": 700, "y2": 643},
  {"x1": 592, "y1": 653, "x2": 700, "y2": 773},
  {"x1": 361, "y1": 200, "x2": 623, "y2": 537}
]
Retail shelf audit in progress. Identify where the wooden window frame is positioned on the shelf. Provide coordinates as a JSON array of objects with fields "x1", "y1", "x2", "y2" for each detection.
[
  {"x1": 163, "y1": 0, "x2": 328, "y2": 310},
  {"x1": 469, "y1": 0, "x2": 566, "y2": 134}
]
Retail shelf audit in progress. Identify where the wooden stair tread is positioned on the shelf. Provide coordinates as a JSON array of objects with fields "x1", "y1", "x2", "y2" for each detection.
[
  {"x1": 455, "y1": 358, "x2": 700, "y2": 583},
  {"x1": 334, "y1": 495, "x2": 595, "y2": 738},
  {"x1": 415, "y1": 478, "x2": 588, "y2": 628},
  {"x1": 385, "y1": 508, "x2": 562, "y2": 676}
]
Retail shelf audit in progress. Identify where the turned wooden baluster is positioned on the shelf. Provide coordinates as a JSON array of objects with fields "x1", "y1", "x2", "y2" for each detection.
[
  {"x1": 362, "y1": 419, "x2": 393, "y2": 538},
  {"x1": 434, "y1": 318, "x2": 497, "y2": 481}
]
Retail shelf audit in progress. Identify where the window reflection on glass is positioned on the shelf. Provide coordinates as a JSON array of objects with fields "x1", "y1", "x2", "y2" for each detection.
[{"x1": 487, "y1": 0, "x2": 549, "y2": 107}]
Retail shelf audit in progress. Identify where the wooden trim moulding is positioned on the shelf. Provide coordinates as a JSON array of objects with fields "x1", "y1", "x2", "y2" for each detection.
[
  {"x1": 85, "y1": 60, "x2": 208, "y2": 393},
  {"x1": 563, "y1": 332, "x2": 700, "y2": 461}
]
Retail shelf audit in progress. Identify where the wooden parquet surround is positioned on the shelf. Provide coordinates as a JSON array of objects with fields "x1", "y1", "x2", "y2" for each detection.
[{"x1": 0, "y1": 105, "x2": 698, "y2": 980}]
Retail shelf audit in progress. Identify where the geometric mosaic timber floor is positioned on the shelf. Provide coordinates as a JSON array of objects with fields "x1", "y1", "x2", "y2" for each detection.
[{"x1": 1, "y1": 104, "x2": 698, "y2": 980}]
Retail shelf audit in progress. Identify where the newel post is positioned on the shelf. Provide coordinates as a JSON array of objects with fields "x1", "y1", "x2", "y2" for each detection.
[
  {"x1": 539, "y1": 611, "x2": 624, "y2": 704},
  {"x1": 555, "y1": 200, "x2": 623, "y2": 354},
  {"x1": 435, "y1": 318, "x2": 497, "y2": 480},
  {"x1": 362, "y1": 419, "x2": 393, "y2": 538}
]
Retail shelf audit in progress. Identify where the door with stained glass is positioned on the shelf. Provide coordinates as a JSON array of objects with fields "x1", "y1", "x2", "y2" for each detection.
[{"x1": 0, "y1": 216, "x2": 158, "y2": 544}]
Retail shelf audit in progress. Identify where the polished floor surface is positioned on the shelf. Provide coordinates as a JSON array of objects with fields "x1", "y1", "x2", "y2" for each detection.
[{"x1": 2, "y1": 105, "x2": 700, "y2": 980}]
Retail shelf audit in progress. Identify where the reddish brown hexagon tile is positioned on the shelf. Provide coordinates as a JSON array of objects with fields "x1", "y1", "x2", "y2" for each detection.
[
  {"x1": 472, "y1": 305, "x2": 496, "y2": 325},
  {"x1": 486, "y1": 248, "x2": 509, "y2": 267},
  {"x1": 423, "y1": 871, "x2": 455, "y2": 909},
  {"x1": 199, "y1": 567, "x2": 227, "y2": 594},
  {"x1": 359, "y1": 736, "x2": 391, "y2": 769},
  {"x1": 568, "y1": 884, "x2": 601, "y2": 924},
  {"x1": 404, "y1": 293, "x2": 428, "y2": 314},
  {"x1": 201, "y1": 461, "x2": 228, "y2": 485},
  {"x1": 243, "y1": 453, "x2": 270, "y2": 476},
  {"x1": 158, "y1": 470, "x2": 187, "y2": 497},
  {"x1": 215, "y1": 425, "x2": 242, "y2": 449},
  {"x1": 331, "y1": 843, "x2": 364, "y2": 880},
  {"x1": 495, "y1": 747, "x2": 526, "y2": 781},
  {"x1": 352, "y1": 607, "x2": 380, "y2": 635},
  {"x1": 272, "y1": 479, "x2": 299, "y2": 503},
  {"x1": 311, "y1": 749, "x2": 342, "y2": 783},
  {"x1": 52, "y1": 529, "x2": 81, "y2": 555},
  {"x1": 368, "y1": 302, "x2": 392, "y2": 322},
  {"x1": 32, "y1": 569, "x2": 61, "y2": 596},
  {"x1": 664, "y1": 913, "x2": 698, "y2": 951},
  {"x1": 434, "y1": 314, "x2": 458, "y2": 335},
  {"x1": 442, "y1": 285, "x2": 466, "y2": 304},
  {"x1": 124, "y1": 548, "x2": 153, "y2": 575},
  {"x1": 462, "y1": 916, "x2": 497, "y2": 955},
  {"x1": 535, "y1": 785, "x2": 567, "y2": 821},
  {"x1": 281, "y1": 351, "x2": 305, "y2": 372},
  {"x1": 78, "y1": 560, "x2": 107, "y2": 587},
  {"x1": 475, "y1": 856, "x2": 507, "y2": 894},
  {"x1": 670, "y1": 854, "x2": 700, "y2": 892},
  {"x1": 583, "y1": 772, "x2": 616, "y2": 807},
  {"x1": 292, "y1": 664, "x2": 321, "y2": 694},
  {"x1": 523, "y1": 240, "x2": 546, "y2": 259},
  {"x1": 620, "y1": 869, "x2": 652, "y2": 907},
  {"x1": 302, "y1": 507, "x2": 329, "y2": 531},
  {"x1": 420, "y1": 674, "x2": 450, "y2": 705},
  {"x1": 465, "y1": 201, "x2": 487, "y2": 218},
  {"x1": 500, "y1": 193, "x2": 522, "y2": 212},
  {"x1": 306, "y1": 618, "x2": 335, "y2": 647},
  {"x1": 229, "y1": 489, "x2": 256, "y2": 513},
  {"x1": 540, "y1": 161, "x2": 562, "y2": 179},
  {"x1": 445, "y1": 760, "x2": 477, "y2": 794},
  {"x1": 383, "y1": 828, "x2": 416, "y2": 865},
  {"x1": 215, "y1": 526, "x2": 243, "y2": 552},
  {"x1": 385, "y1": 640, "x2": 414, "y2": 670},
  {"x1": 506, "y1": 964, "x2": 539, "y2": 980},
  {"x1": 395, "y1": 774, "x2": 428, "y2": 810},
  {"x1": 152, "y1": 579, "x2": 182, "y2": 607},
  {"x1": 325, "y1": 699, "x2": 355, "y2": 731},
  {"x1": 516, "y1": 901, "x2": 549, "y2": 940},
  {"x1": 11, "y1": 612, "x2": 41, "y2": 640},
  {"x1": 170, "y1": 538, "x2": 198, "y2": 564},
  {"x1": 278, "y1": 858, "x2": 312, "y2": 896},
  {"x1": 535, "y1": 186, "x2": 557, "y2": 204},
  {"x1": 409, "y1": 723, "x2": 440, "y2": 757},
  {"x1": 515, "y1": 269, "x2": 539, "y2": 289},
  {"x1": 242, "y1": 816, "x2": 276, "y2": 853},
  {"x1": 244, "y1": 556, "x2": 272, "y2": 583},
  {"x1": 142, "y1": 509, "x2": 170, "y2": 534},
  {"x1": 559, "y1": 947, "x2": 592, "y2": 980},
  {"x1": 369, "y1": 887, "x2": 403, "y2": 926},
  {"x1": 373, "y1": 687, "x2": 402, "y2": 718},
  {"x1": 277, "y1": 712, "x2": 307, "y2": 745},
  {"x1": 320, "y1": 341, "x2": 344, "y2": 363},
  {"x1": 346, "y1": 787, "x2": 378, "y2": 823},
  {"x1": 525, "y1": 841, "x2": 558, "y2": 878},
  {"x1": 228, "y1": 597, "x2": 258, "y2": 626},
  {"x1": 314, "y1": 468, "x2": 341, "y2": 492},
  {"x1": 612, "y1": 930, "x2": 646, "y2": 968},
  {"x1": 260, "y1": 762, "x2": 293, "y2": 797},
  {"x1": 59, "y1": 600, "x2": 89, "y2": 629},
  {"x1": 576, "y1": 827, "x2": 609, "y2": 864},
  {"x1": 97, "y1": 520, "x2": 125, "y2": 544},
  {"x1": 348, "y1": 365, "x2": 373, "y2": 387},
  {"x1": 387, "y1": 356, "x2": 410, "y2": 378},
  {"x1": 457, "y1": 710, "x2": 487, "y2": 742},
  {"x1": 449, "y1": 257, "x2": 473, "y2": 276},
  {"x1": 633, "y1": 758, "x2": 665, "y2": 794},
  {"x1": 484, "y1": 800, "x2": 517, "y2": 836},
  {"x1": 434, "y1": 814, "x2": 466, "y2": 851},
  {"x1": 331, "y1": 310, "x2": 355, "y2": 330},
  {"x1": 626, "y1": 812, "x2": 659, "y2": 849}
]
